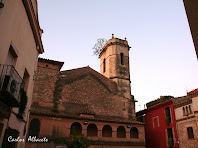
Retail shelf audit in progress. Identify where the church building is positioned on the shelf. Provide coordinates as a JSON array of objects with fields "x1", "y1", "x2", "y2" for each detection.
[{"x1": 26, "y1": 36, "x2": 145, "y2": 148}]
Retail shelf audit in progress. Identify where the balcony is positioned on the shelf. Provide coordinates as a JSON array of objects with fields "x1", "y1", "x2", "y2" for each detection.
[{"x1": 0, "y1": 64, "x2": 23, "y2": 107}]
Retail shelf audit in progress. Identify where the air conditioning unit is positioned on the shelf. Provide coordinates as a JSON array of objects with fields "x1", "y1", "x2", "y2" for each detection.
[
  {"x1": 9, "y1": 78, "x2": 17, "y2": 95},
  {"x1": 4, "y1": 76, "x2": 18, "y2": 97}
]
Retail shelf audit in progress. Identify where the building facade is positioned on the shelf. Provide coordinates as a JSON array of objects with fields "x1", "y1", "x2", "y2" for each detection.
[
  {"x1": 136, "y1": 98, "x2": 179, "y2": 148},
  {"x1": 0, "y1": 0, "x2": 44, "y2": 147},
  {"x1": 183, "y1": 0, "x2": 198, "y2": 59},
  {"x1": 173, "y1": 89, "x2": 198, "y2": 148},
  {"x1": 26, "y1": 37, "x2": 146, "y2": 148}
]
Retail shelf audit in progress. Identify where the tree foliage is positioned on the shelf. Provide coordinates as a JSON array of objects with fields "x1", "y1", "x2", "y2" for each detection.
[
  {"x1": 54, "y1": 128, "x2": 89, "y2": 148},
  {"x1": 67, "y1": 127, "x2": 89, "y2": 148},
  {"x1": 92, "y1": 38, "x2": 107, "y2": 57},
  {"x1": 146, "y1": 96, "x2": 174, "y2": 108}
]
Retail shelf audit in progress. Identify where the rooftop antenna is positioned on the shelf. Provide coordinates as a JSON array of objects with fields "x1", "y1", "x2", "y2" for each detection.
[{"x1": 137, "y1": 104, "x2": 141, "y2": 112}]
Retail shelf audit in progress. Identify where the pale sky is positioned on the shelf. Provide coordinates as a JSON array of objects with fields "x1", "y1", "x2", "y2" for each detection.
[{"x1": 37, "y1": 1, "x2": 198, "y2": 112}]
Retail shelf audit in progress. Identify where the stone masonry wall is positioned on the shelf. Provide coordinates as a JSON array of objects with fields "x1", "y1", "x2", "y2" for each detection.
[{"x1": 177, "y1": 118, "x2": 198, "y2": 148}]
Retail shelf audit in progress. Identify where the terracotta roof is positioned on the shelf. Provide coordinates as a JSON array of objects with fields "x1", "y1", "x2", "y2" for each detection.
[
  {"x1": 38, "y1": 58, "x2": 64, "y2": 70},
  {"x1": 80, "y1": 106, "x2": 95, "y2": 115},
  {"x1": 187, "y1": 88, "x2": 198, "y2": 95},
  {"x1": 30, "y1": 109, "x2": 144, "y2": 125},
  {"x1": 136, "y1": 99, "x2": 173, "y2": 116},
  {"x1": 172, "y1": 89, "x2": 198, "y2": 108},
  {"x1": 32, "y1": 65, "x2": 135, "y2": 122},
  {"x1": 59, "y1": 66, "x2": 118, "y2": 93},
  {"x1": 173, "y1": 96, "x2": 192, "y2": 108}
]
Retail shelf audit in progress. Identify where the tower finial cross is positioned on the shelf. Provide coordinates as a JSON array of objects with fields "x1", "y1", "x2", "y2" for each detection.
[{"x1": 112, "y1": 34, "x2": 114, "y2": 39}]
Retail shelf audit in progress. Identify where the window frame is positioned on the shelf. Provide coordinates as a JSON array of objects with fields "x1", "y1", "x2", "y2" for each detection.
[
  {"x1": 120, "y1": 53, "x2": 124, "y2": 65},
  {"x1": 103, "y1": 58, "x2": 106, "y2": 73},
  {"x1": 187, "y1": 127, "x2": 194, "y2": 139}
]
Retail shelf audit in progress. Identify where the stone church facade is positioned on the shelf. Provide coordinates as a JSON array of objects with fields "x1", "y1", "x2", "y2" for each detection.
[{"x1": 26, "y1": 36, "x2": 145, "y2": 148}]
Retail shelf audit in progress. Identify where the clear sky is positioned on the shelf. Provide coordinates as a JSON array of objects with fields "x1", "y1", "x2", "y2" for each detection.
[{"x1": 37, "y1": 0, "x2": 198, "y2": 112}]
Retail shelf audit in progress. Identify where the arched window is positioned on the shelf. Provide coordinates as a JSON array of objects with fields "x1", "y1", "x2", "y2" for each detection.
[
  {"x1": 102, "y1": 125, "x2": 112, "y2": 137},
  {"x1": 189, "y1": 105, "x2": 192, "y2": 114},
  {"x1": 117, "y1": 126, "x2": 126, "y2": 138},
  {"x1": 183, "y1": 107, "x2": 186, "y2": 115},
  {"x1": 130, "y1": 127, "x2": 139, "y2": 138},
  {"x1": 120, "y1": 53, "x2": 124, "y2": 65},
  {"x1": 103, "y1": 58, "x2": 106, "y2": 73},
  {"x1": 87, "y1": 124, "x2": 98, "y2": 137},
  {"x1": 70, "y1": 122, "x2": 82, "y2": 136},
  {"x1": 28, "y1": 118, "x2": 40, "y2": 137},
  {"x1": 186, "y1": 106, "x2": 189, "y2": 115}
]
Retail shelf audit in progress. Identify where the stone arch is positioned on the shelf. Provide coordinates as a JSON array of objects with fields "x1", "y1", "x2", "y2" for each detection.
[
  {"x1": 102, "y1": 125, "x2": 112, "y2": 137},
  {"x1": 117, "y1": 126, "x2": 126, "y2": 138},
  {"x1": 130, "y1": 127, "x2": 139, "y2": 138},
  {"x1": 28, "y1": 118, "x2": 41, "y2": 137},
  {"x1": 70, "y1": 122, "x2": 82, "y2": 136},
  {"x1": 87, "y1": 124, "x2": 98, "y2": 137}
]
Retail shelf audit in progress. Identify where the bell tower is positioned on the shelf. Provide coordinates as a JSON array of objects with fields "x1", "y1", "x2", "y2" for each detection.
[
  {"x1": 99, "y1": 34, "x2": 132, "y2": 99},
  {"x1": 99, "y1": 34, "x2": 136, "y2": 120}
]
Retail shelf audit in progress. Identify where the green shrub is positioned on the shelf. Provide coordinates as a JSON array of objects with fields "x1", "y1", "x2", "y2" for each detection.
[
  {"x1": 19, "y1": 88, "x2": 28, "y2": 115},
  {"x1": 146, "y1": 96, "x2": 174, "y2": 108},
  {"x1": 67, "y1": 134, "x2": 89, "y2": 148},
  {"x1": 160, "y1": 96, "x2": 166, "y2": 103},
  {"x1": 53, "y1": 134, "x2": 89, "y2": 148},
  {"x1": 165, "y1": 116, "x2": 171, "y2": 126},
  {"x1": 164, "y1": 96, "x2": 174, "y2": 100}
]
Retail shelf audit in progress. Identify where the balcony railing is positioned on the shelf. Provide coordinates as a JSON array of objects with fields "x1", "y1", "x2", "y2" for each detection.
[{"x1": 0, "y1": 64, "x2": 23, "y2": 107}]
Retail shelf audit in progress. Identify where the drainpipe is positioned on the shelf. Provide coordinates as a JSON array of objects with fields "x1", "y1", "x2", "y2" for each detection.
[{"x1": 175, "y1": 121, "x2": 180, "y2": 148}]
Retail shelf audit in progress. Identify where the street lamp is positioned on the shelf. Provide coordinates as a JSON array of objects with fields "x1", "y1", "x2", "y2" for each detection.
[{"x1": 83, "y1": 120, "x2": 88, "y2": 125}]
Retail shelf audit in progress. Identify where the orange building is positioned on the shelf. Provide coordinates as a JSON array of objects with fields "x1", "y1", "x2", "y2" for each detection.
[{"x1": 26, "y1": 37, "x2": 146, "y2": 148}]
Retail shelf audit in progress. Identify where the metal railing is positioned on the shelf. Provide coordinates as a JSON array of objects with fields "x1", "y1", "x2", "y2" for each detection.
[{"x1": 0, "y1": 64, "x2": 23, "y2": 103}]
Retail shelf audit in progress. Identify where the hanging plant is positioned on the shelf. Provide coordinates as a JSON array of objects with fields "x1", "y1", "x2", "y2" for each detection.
[
  {"x1": 165, "y1": 116, "x2": 171, "y2": 126},
  {"x1": 168, "y1": 138, "x2": 173, "y2": 148},
  {"x1": 18, "y1": 88, "x2": 28, "y2": 117}
]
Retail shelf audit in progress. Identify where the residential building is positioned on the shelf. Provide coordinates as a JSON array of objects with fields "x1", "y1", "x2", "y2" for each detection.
[
  {"x1": 0, "y1": 0, "x2": 44, "y2": 147},
  {"x1": 183, "y1": 0, "x2": 198, "y2": 59},
  {"x1": 26, "y1": 36, "x2": 146, "y2": 148},
  {"x1": 173, "y1": 89, "x2": 198, "y2": 148},
  {"x1": 136, "y1": 97, "x2": 179, "y2": 148}
]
